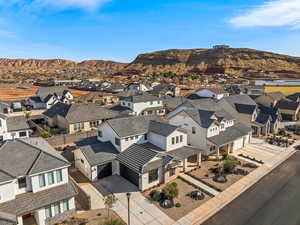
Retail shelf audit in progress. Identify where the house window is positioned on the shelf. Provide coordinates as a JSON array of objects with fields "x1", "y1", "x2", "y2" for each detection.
[
  {"x1": 98, "y1": 130, "x2": 103, "y2": 137},
  {"x1": 39, "y1": 174, "x2": 46, "y2": 188},
  {"x1": 144, "y1": 134, "x2": 148, "y2": 140},
  {"x1": 74, "y1": 123, "x2": 84, "y2": 131},
  {"x1": 47, "y1": 172, "x2": 55, "y2": 185},
  {"x1": 148, "y1": 110, "x2": 153, "y2": 115},
  {"x1": 54, "y1": 202, "x2": 61, "y2": 215},
  {"x1": 221, "y1": 124, "x2": 225, "y2": 129},
  {"x1": 45, "y1": 206, "x2": 52, "y2": 218},
  {"x1": 180, "y1": 135, "x2": 183, "y2": 142},
  {"x1": 135, "y1": 136, "x2": 138, "y2": 139},
  {"x1": 81, "y1": 159, "x2": 84, "y2": 164},
  {"x1": 169, "y1": 168, "x2": 176, "y2": 177},
  {"x1": 148, "y1": 168, "x2": 158, "y2": 183},
  {"x1": 115, "y1": 138, "x2": 120, "y2": 146},
  {"x1": 171, "y1": 137, "x2": 175, "y2": 144},
  {"x1": 150, "y1": 101, "x2": 153, "y2": 105},
  {"x1": 125, "y1": 137, "x2": 129, "y2": 141},
  {"x1": 18, "y1": 177, "x2": 26, "y2": 189},
  {"x1": 56, "y1": 169, "x2": 63, "y2": 183},
  {"x1": 90, "y1": 121, "x2": 99, "y2": 128},
  {"x1": 130, "y1": 136, "x2": 134, "y2": 140},
  {"x1": 176, "y1": 136, "x2": 179, "y2": 143},
  {"x1": 192, "y1": 127, "x2": 196, "y2": 134},
  {"x1": 63, "y1": 200, "x2": 69, "y2": 212},
  {"x1": 19, "y1": 131, "x2": 27, "y2": 137}
]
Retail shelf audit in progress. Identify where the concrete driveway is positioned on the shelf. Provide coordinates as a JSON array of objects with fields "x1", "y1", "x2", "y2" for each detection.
[{"x1": 93, "y1": 175, "x2": 175, "y2": 225}]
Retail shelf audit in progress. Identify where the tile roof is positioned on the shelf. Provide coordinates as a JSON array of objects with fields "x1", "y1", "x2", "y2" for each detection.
[
  {"x1": 43, "y1": 102, "x2": 118, "y2": 124},
  {"x1": 0, "y1": 182, "x2": 77, "y2": 216},
  {"x1": 0, "y1": 138, "x2": 70, "y2": 179},
  {"x1": 207, "y1": 123, "x2": 252, "y2": 147},
  {"x1": 80, "y1": 142, "x2": 118, "y2": 166}
]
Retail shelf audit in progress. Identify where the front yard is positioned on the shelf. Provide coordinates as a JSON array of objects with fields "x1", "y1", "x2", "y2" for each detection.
[
  {"x1": 188, "y1": 158, "x2": 257, "y2": 191},
  {"x1": 143, "y1": 178, "x2": 211, "y2": 221}
]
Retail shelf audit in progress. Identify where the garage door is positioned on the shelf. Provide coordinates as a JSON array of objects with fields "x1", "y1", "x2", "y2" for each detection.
[
  {"x1": 120, "y1": 163, "x2": 139, "y2": 186},
  {"x1": 97, "y1": 162, "x2": 112, "y2": 179},
  {"x1": 233, "y1": 138, "x2": 244, "y2": 151}
]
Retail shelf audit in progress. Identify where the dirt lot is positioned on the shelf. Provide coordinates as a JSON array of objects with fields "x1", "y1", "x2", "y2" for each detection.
[
  {"x1": 74, "y1": 209, "x2": 125, "y2": 225},
  {"x1": 0, "y1": 84, "x2": 89, "y2": 102},
  {"x1": 188, "y1": 159, "x2": 257, "y2": 191},
  {"x1": 143, "y1": 178, "x2": 211, "y2": 221}
]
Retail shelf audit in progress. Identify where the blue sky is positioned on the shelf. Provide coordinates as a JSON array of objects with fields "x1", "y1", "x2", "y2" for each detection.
[{"x1": 0, "y1": 0, "x2": 299, "y2": 62}]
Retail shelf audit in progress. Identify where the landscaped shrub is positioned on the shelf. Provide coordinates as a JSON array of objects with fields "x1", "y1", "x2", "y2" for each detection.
[
  {"x1": 162, "y1": 182, "x2": 179, "y2": 200},
  {"x1": 40, "y1": 131, "x2": 51, "y2": 138},
  {"x1": 175, "y1": 203, "x2": 181, "y2": 208},
  {"x1": 104, "y1": 218, "x2": 126, "y2": 225},
  {"x1": 223, "y1": 159, "x2": 239, "y2": 173},
  {"x1": 150, "y1": 190, "x2": 161, "y2": 202},
  {"x1": 222, "y1": 152, "x2": 229, "y2": 160}
]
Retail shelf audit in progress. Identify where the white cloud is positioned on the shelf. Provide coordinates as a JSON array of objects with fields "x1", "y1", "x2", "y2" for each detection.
[{"x1": 229, "y1": 0, "x2": 300, "y2": 28}]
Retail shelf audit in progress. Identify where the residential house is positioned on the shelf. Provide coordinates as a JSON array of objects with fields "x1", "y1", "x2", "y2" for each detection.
[
  {"x1": 277, "y1": 100, "x2": 300, "y2": 121},
  {"x1": 0, "y1": 102, "x2": 12, "y2": 114},
  {"x1": 78, "y1": 92, "x2": 119, "y2": 105},
  {"x1": 0, "y1": 138, "x2": 77, "y2": 225},
  {"x1": 254, "y1": 91, "x2": 286, "y2": 108},
  {"x1": 287, "y1": 93, "x2": 300, "y2": 102},
  {"x1": 168, "y1": 99, "x2": 252, "y2": 156},
  {"x1": 74, "y1": 116, "x2": 203, "y2": 191},
  {"x1": 29, "y1": 87, "x2": 73, "y2": 109},
  {"x1": 125, "y1": 82, "x2": 152, "y2": 92},
  {"x1": 43, "y1": 103, "x2": 119, "y2": 134},
  {"x1": 0, "y1": 114, "x2": 30, "y2": 141},
  {"x1": 148, "y1": 83, "x2": 180, "y2": 97},
  {"x1": 187, "y1": 88, "x2": 229, "y2": 100},
  {"x1": 114, "y1": 92, "x2": 165, "y2": 116}
]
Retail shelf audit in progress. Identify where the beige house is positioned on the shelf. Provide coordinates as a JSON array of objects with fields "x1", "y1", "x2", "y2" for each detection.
[{"x1": 43, "y1": 102, "x2": 119, "y2": 134}]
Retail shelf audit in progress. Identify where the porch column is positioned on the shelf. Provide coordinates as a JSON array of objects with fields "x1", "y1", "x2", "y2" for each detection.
[
  {"x1": 216, "y1": 147, "x2": 220, "y2": 159},
  {"x1": 183, "y1": 158, "x2": 187, "y2": 172},
  {"x1": 197, "y1": 153, "x2": 201, "y2": 167}
]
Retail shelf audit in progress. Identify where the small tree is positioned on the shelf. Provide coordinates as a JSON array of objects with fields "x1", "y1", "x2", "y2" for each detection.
[
  {"x1": 40, "y1": 131, "x2": 51, "y2": 138},
  {"x1": 25, "y1": 112, "x2": 31, "y2": 119},
  {"x1": 103, "y1": 194, "x2": 117, "y2": 223},
  {"x1": 223, "y1": 159, "x2": 239, "y2": 173},
  {"x1": 162, "y1": 182, "x2": 179, "y2": 200}
]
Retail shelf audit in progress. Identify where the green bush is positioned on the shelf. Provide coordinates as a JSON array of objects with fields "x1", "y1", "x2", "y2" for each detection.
[
  {"x1": 222, "y1": 152, "x2": 229, "y2": 160},
  {"x1": 150, "y1": 190, "x2": 161, "y2": 202},
  {"x1": 162, "y1": 182, "x2": 179, "y2": 200},
  {"x1": 104, "y1": 218, "x2": 126, "y2": 225},
  {"x1": 223, "y1": 159, "x2": 239, "y2": 173},
  {"x1": 40, "y1": 131, "x2": 50, "y2": 138},
  {"x1": 175, "y1": 203, "x2": 181, "y2": 208}
]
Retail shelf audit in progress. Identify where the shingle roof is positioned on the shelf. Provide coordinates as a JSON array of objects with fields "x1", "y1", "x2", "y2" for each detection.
[
  {"x1": 80, "y1": 142, "x2": 118, "y2": 166},
  {"x1": 6, "y1": 116, "x2": 30, "y2": 132},
  {"x1": 123, "y1": 92, "x2": 160, "y2": 103},
  {"x1": 149, "y1": 120, "x2": 183, "y2": 137},
  {"x1": 255, "y1": 113, "x2": 271, "y2": 125},
  {"x1": 0, "y1": 138, "x2": 70, "y2": 178},
  {"x1": 287, "y1": 92, "x2": 300, "y2": 102},
  {"x1": 258, "y1": 105, "x2": 280, "y2": 123},
  {"x1": 184, "y1": 109, "x2": 217, "y2": 128},
  {"x1": 167, "y1": 146, "x2": 204, "y2": 160},
  {"x1": 106, "y1": 116, "x2": 159, "y2": 138},
  {"x1": 0, "y1": 182, "x2": 77, "y2": 216},
  {"x1": 37, "y1": 86, "x2": 69, "y2": 98},
  {"x1": 0, "y1": 170, "x2": 14, "y2": 184},
  {"x1": 116, "y1": 144, "x2": 173, "y2": 173},
  {"x1": 277, "y1": 100, "x2": 300, "y2": 110},
  {"x1": 207, "y1": 123, "x2": 252, "y2": 147},
  {"x1": 196, "y1": 87, "x2": 228, "y2": 94},
  {"x1": 43, "y1": 102, "x2": 118, "y2": 124},
  {"x1": 29, "y1": 96, "x2": 43, "y2": 103}
]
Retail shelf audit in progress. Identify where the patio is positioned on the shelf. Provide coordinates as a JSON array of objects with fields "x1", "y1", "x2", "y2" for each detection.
[{"x1": 143, "y1": 178, "x2": 211, "y2": 221}]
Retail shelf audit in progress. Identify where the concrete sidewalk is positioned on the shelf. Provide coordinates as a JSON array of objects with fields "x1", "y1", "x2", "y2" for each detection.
[
  {"x1": 179, "y1": 174, "x2": 220, "y2": 196},
  {"x1": 175, "y1": 142, "x2": 298, "y2": 225}
]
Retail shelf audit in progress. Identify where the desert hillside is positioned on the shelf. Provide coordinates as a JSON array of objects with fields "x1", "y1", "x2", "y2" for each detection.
[{"x1": 0, "y1": 48, "x2": 300, "y2": 79}]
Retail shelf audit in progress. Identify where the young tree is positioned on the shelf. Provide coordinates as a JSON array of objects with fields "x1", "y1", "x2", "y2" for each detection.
[
  {"x1": 162, "y1": 182, "x2": 179, "y2": 200},
  {"x1": 103, "y1": 194, "x2": 117, "y2": 223}
]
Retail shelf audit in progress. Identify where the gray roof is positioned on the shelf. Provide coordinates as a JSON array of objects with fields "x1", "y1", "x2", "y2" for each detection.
[
  {"x1": 0, "y1": 138, "x2": 70, "y2": 181},
  {"x1": 29, "y1": 96, "x2": 43, "y2": 103},
  {"x1": 0, "y1": 212, "x2": 16, "y2": 225},
  {"x1": 221, "y1": 95, "x2": 257, "y2": 115},
  {"x1": 149, "y1": 120, "x2": 184, "y2": 137},
  {"x1": 167, "y1": 146, "x2": 204, "y2": 160},
  {"x1": 0, "y1": 170, "x2": 14, "y2": 184},
  {"x1": 80, "y1": 142, "x2": 118, "y2": 166},
  {"x1": 106, "y1": 116, "x2": 158, "y2": 138},
  {"x1": 207, "y1": 123, "x2": 252, "y2": 147},
  {"x1": 6, "y1": 116, "x2": 30, "y2": 132},
  {"x1": 43, "y1": 102, "x2": 118, "y2": 124},
  {"x1": 0, "y1": 183, "x2": 77, "y2": 216},
  {"x1": 116, "y1": 144, "x2": 173, "y2": 173},
  {"x1": 124, "y1": 93, "x2": 160, "y2": 103},
  {"x1": 37, "y1": 86, "x2": 69, "y2": 98}
]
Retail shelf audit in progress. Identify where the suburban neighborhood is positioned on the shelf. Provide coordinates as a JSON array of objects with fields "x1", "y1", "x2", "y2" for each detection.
[{"x1": 0, "y1": 78, "x2": 300, "y2": 225}]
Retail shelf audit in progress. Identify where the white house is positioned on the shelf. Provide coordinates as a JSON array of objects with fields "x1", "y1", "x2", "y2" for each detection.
[
  {"x1": 190, "y1": 88, "x2": 229, "y2": 100},
  {"x1": 0, "y1": 114, "x2": 31, "y2": 141},
  {"x1": 74, "y1": 116, "x2": 203, "y2": 191},
  {"x1": 29, "y1": 87, "x2": 73, "y2": 109},
  {"x1": 168, "y1": 99, "x2": 252, "y2": 156},
  {"x1": 118, "y1": 92, "x2": 165, "y2": 116},
  {"x1": 0, "y1": 138, "x2": 77, "y2": 225}
]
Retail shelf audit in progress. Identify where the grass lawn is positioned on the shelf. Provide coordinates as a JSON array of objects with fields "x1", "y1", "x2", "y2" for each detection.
[
  {"x1": 143, "y1": 178, "x2": 211, "y2": 221},
  {"x1": 188, "y1": 159, "x2": 257, "y2": 191}
]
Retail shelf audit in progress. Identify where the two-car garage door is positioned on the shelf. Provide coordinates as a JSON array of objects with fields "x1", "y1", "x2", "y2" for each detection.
[{"x1": 119, "y1": 163, "x2": 140, "y2": 186}]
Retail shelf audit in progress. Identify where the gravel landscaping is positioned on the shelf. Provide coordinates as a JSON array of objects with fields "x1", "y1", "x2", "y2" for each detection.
[
  {"x1": 188, "y1": 159, "x2": 257, "y2": 191},
  {"x1": 143, "y1": 178, "x2": 211, "y2": 221}
]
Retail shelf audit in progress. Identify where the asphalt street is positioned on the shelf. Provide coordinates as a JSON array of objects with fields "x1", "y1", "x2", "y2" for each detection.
[{"x1": 202, "y1": 152, "x2": 300, "y2": 225}]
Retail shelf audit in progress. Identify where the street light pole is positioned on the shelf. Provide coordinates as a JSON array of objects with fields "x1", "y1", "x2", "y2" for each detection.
[{"x1": 126, "y1": 192, "x2": 131, "y2": 225}]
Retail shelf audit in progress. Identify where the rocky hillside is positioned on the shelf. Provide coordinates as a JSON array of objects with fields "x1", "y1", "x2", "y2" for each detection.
[
  {"x1": 0, "y1": 48, "x2": 300, "y2": 80},
  {"x1": 0, "y1": 58, "x2": 126, "y2": 77},
  {"x1": 125, "y1": 48, "x2": 300, "y2": 75}
]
